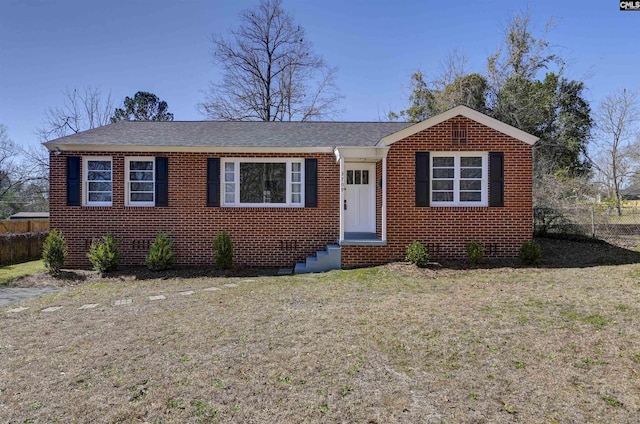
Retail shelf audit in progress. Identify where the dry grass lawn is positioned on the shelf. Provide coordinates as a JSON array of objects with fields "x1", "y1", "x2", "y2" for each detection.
[{"x1": 2, "y1": 238, "x2": 640, "y2": 423}]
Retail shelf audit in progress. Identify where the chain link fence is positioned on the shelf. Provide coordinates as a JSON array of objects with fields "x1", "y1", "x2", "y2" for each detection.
[{"x1": 534, "y1": 203, "x2": 640, "y2": 248}]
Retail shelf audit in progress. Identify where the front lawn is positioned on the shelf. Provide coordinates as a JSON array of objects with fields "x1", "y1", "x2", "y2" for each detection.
[
  {"x1": 0, "y1": 260, "x2": 45, "y2": 286},
  {"x1": 1, "y1": 239, "x2": 640, "y2": 422}
]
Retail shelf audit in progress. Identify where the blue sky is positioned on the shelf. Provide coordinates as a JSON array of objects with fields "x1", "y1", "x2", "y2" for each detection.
[{"x1": 1, "y1": 0, "x2": 638, "y2": 150}]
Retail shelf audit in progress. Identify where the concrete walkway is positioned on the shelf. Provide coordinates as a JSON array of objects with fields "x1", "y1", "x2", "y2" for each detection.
[
  {"x1": 0, "y1": 287, "x2": 62, "y2": 308},
  {"x1": 2, "y1": 279, "x2": 274, "y2": 314}
]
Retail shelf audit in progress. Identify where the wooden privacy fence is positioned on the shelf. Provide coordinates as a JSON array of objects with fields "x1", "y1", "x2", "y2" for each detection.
[
  {"x1": 0, "y1": 232, "x2": 49, "y2": 265},
  {"x1": 0, "y1": 220, "x2": 50, "y2": 265},
  {"x1": 0, "y1": 219, "x2": 50, "y2": 234}
]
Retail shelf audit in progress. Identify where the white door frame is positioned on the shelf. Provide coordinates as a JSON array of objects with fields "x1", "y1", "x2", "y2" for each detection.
[
  {"x1": 344, "y1": 162, "x2": 376, "y2": 233},
  {"x1": 335, "y1": 146, "x2": 389, "y2": 244}
]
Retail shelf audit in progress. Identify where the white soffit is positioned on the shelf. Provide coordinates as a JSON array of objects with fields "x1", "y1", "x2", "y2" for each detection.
[{"x1": 333, "y1": 146, "x2": 389, "y2": 162}]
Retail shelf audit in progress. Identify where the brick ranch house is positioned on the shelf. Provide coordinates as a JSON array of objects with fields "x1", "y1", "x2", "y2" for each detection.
[{"x1": 45, "y1": 105, "x2": 538, "y2": 272}]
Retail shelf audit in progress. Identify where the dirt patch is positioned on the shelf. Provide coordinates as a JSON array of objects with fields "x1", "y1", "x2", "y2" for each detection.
[
  {"x1": 9, "y1": 266, "x2": 280, "y2": 289},
  {"x1": 9, "y1": 237, "x2": 640, "y2": 289}
]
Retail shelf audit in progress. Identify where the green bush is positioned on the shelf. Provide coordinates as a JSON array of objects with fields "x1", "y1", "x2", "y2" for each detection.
[
  {"x1": 213, "y1": 232, "x2": 233, "y2": 270},
  {"x1": 87, "y1": 232, "x2": 122, "y2": 274},
  {"x1": 519, "y1": 240, "x2": 542, "y2": 265},
  {"x1": 534, "y1": 206, "x2": 584, "y2": 237},
  {"x1": 42, "y1": 229, "x2": 67, "y2": 274},
  {"x1": 465, "y1": 240, "x2": 484, "y2": 265},
  {"x1": 406, "y1": 240, "x2": 429, "y2": 268},
  {"x1": 146, "y1": 232, "x2": 175, "y2": 271}
]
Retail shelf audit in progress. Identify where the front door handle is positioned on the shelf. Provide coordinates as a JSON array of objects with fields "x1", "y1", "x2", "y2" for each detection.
[{"x1": 344, "y1": 199, "x2": 347, "y2": 210}]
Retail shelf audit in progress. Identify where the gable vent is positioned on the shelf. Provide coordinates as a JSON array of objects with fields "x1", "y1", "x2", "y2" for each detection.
[{"x1": 451, "y1": 121, "x2": 467, "y2": 145}]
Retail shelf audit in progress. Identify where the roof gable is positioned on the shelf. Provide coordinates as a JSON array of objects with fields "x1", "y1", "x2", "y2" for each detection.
[{"x1": 378, "y1": 105, "x2": 539, "y2": 146}]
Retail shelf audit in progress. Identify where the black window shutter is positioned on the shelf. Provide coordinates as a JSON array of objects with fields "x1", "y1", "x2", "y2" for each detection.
[
  {"x1": 67, "y1": 156, "x2": 80, "y2": 206},
  {"x1": 489, "y1": 152, "x2": 504, "y2": 207},
  {"x1": 304, "y1": 158, "x2": 318, "y2": 208},
  {"x1": 207, "y1": 158, "x2": 220, "y2": 207},
  {"x1": 415, "y1": 152, "x2": 430, "y2": 207},
  {"x1": 155, "y1": 157, "x2": 169, "y2": 207}
]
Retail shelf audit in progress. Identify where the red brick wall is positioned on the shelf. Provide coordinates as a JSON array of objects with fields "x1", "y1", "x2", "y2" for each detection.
[
  {"x1": 50, "y1": 152, "x2": 339, "y2": 268},
  {"x1": 342, "y1": 116, "x2": 533, "y2": 267},
  {"x1": 50, "y1": 116, "x2": 533, "y2": 269}
]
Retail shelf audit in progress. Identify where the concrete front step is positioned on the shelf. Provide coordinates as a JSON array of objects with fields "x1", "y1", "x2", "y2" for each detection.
[{"x1": 294, "y1": 245, "x2": 341, "y2": 274}]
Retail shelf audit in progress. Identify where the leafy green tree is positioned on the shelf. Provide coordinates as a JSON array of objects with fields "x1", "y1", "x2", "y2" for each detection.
[
  {"x1": 392, "y1": 10, "x2": 592, "y2": 178},
  {"x1": 440, "y1": 73, "x2": 489, "y2": 113},
  {"x1": 389, "y1": 71, "x2": 488, "y2": 122},
  {"x1": 486, "y1": 11, "x2": 591, "y2": 177},
  {"x1": 494, "y1": 73, "x2": 592, "y2": 178},
  {"x1": 111, "y1": 91, "x2": 174, "y2": 122},
  {"x1": 388, "y1": 71, "x2": 435, "y2": 122}
]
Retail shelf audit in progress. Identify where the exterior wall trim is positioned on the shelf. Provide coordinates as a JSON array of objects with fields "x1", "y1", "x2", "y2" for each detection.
[
  {"x1": 378, "y1": 105, "x2": 540, "y2": 147},
  {"x1": 47, "y1": 144, "x2": 335, "y2": 154},
  {"x1": 334, "y1": 146, "x2": 390, "y2": 244}
]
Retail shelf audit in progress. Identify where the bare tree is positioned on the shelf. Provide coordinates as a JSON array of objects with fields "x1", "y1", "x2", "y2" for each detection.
[
  {"x1": 23, "y1": 86, "x2": 115, "y2": 213},
  {"x1": 199, "y1": 0, "x2": 341, "y2": 121},
  {"x1": 37, "y1": 86, "x2": 114, "y2": 141},
  {"x1": 0, "y1": 125, "x2": 47, "y2": 217},
  {"x1": 0, "y1": 125, "x2": 19, "y2": 203},
  {"x1": 588, "y1": 89, "x2": 640, "y2": 216},
  {"x1": 486, "y1": 10, "x2": 562, "y2": 95},
  {"x1": 433, "y1": 48, "x2": 470, "y2": 91}
]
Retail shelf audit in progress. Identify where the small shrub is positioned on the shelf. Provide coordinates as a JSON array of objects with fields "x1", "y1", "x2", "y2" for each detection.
[
  {"x1": 406, "y1": 241, "x2": 429, "y2": 268},
  {"x1": 213, "y1": 232, "x2": 233, "y2": 270},
  {"x1": 42, "y1": 229, "x2": 67, "y2": 274},
  {"x1": 519, "y1": 240, "x2": 542, "y2": 265},
  {"x1": 88, "y1": 232, "x2": 122, "y2": 274},
  {"x1": 145, "y1": 232, "x2": 175, "y2": 271},
  {"x1": 465, "y1": 240, "x2": 484, "y2": 265},
  {"x1": 534, "y1": 206, "x2": 584, "y2": 237}
]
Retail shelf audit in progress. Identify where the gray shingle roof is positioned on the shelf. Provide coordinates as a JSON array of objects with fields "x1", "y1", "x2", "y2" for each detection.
[{"x1": 44, "y1": 121, "x2": 413, "y2": 149}]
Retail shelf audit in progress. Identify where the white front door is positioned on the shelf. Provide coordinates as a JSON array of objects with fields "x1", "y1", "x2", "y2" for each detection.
[{"x1": 344, "y1": 163, "x2": 376, "y2": 233}]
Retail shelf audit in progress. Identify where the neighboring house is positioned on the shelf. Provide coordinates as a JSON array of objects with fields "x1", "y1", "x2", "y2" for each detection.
[
  {"x1": 45, "y1": 106, "x2": 538, "y2": 272},
  {"x1": 9, "y1": 212, "x2": 50, "y2": 220}
]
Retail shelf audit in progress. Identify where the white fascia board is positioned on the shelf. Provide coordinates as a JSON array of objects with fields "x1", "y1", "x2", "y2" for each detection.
[
  {"x1": 377, "y1": 105, "x2": 539, "y2": 147},
  {"x1": 333, "y1": 146, "x2": 390, "y2": 162},
  {"x1": 44, "y1": 144, "x2": 335, "y2": 154}
]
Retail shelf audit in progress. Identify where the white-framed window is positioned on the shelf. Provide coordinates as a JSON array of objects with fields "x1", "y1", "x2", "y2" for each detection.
[
  {"x1": 222, "y1": 158, "x2": 304, "y2": 207},
  {"x1": 83, "y1": 157, "x2": 112, "y2": 206},
  {"x1": 125, "y1": 157, "x2": 155, "y2": 206},
  {"x1": 431, "y1": 152, "x2": 487, "y2": 206}
]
